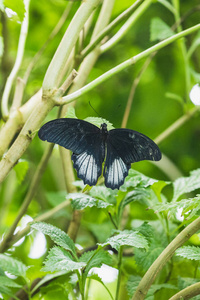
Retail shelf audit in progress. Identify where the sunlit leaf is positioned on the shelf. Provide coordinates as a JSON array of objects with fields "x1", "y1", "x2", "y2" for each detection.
[
  {"x1": 173, "y1": 169, "x2": 200, "y2": 202},
  {"x1": 152, "y1": 195, "x2": 200, "y2": 220},
  {"x1": 176, "y1": 246, "x2": 200, "y2": 261},
  {"x1": 101, "y1": 230, "x2": 148, "y2": 251},
  {"x1": 150, "y1": 17, "x2": 174, "y2": 41},
  {"x1": 84, "y1": 117, "x2": 114, "y2": 130},
  {"x1": 0, "y1": 254, "x2": 27, "y2": 278},
  {"x1": 31, "y1": 222, "x2": 76, "y2": 256},
  {"x1": 14, "y1": 159, "x2": 29, "y2": 184},
  {"x1": 43, "y1": 247, "x2": 85, "y2": 273},
  {"x1": 0, "y1": 276, "x2": 22, "y2": 288},
  {"x1": 4, "y1": 0, "x2": 25, "y2": 21},
  {"x1": 67, "y1": 193, "x2": 112, "y2": 210},
  {"x1": 120, "y1": 169, "x2": 159, "y2": 192},
  {"x1": 66, "y1": 106, "x2": 77, "y2": 119}
]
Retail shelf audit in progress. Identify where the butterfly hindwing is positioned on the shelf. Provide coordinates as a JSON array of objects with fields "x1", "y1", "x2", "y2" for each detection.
[
  {"x1": 103, "y1": 143, "x2": 131, "y2": 189},
  {"x1": 72, "y1": 133, "x2": 104, "y2": 186},
  {"x1": 38, "y1": 118, "x2": 101, "y2": 154}
]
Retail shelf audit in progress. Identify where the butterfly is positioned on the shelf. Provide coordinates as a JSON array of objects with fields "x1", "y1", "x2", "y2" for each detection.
[{"x1": 38, "y1": 118, "x2": 161, "y2": 190}]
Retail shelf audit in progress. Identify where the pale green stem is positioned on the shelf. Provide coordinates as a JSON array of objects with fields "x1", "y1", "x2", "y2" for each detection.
[
  {"x1": 100, "y1": 0, "x2": 152, "y2": 53},
  {"x1": 60, "y1": 23, "x2": 200, "y2": 105},
  {"x1": 80, "y1": 0, "x2": 144, "y2": 58},
  {"x1": 154, "y1": 107, "x2": 199, "y2": 145},
  {"x1": 169, "y1": 282, "x2": 200, "y2": 300},
  {"x1": 43, "y1": 0, "x2": 101, "y2": 90},
  {"x1": 1, "y1": 0, "x2": 30, "y2": 119},
  {"x1": 172, "y1": 0, "x2": 190, "y2": 103}
]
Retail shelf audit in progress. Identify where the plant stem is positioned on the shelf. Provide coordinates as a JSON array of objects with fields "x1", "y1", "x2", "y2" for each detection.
[
  {"x1": 80, "y1": 0, "x2": 144, "y2": 59},
  {"x1": 61, "y1": 23, "x2": 200, "y2": 105},
  {"x1": 121, "y1": 53, "x2": 156, "y2": 128},
  {"x1": 169, "y1": 282, "x2": 200, "y2": 300},
  {"x1": 43, "y1": 0, "x2": 101, "y2": 90},
  {"x1": 172, "y1": 0, "x2": 190, "y2": 103},
  {"x1": 1, "y1": 0, "x2": 30, "y2": 119},
  {"x1": 132, "y1": 216, "x2": 200, "y2": 300},
  {"x1": 154, "y1": 107, "x2": 199, "y2": 144},
  {"x1": 101, "y1": 0, "x2": 152, "y2": 53},
  {"x1": 0, "y1": 143, "x2": 54, "y2": 253},
  {"x1": 1, "y1": 199, "x2": 71, "y2": 252},
  {"x1": 115, "y1": 246, "x2": 123, "y2": 300}
]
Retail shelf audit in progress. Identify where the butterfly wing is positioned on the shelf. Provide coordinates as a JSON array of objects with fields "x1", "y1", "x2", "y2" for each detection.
[
  {"x1": 104, "y1": 129, "x2": 161, "y2": 189},
  {"x1": 38, "y1": 118, "x2": 105, "y2": 186}
]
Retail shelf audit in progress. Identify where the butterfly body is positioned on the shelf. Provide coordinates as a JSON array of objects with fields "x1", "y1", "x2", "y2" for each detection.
[{"x1": 38, "y1": 118, "x2": 161, "y2": 189}]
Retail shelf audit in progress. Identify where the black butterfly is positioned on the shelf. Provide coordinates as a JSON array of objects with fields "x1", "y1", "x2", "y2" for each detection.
[{"x1": 38, "y1": 118, "x2": 161, "y2": 190}]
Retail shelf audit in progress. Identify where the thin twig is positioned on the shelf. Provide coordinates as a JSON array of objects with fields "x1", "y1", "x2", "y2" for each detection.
[
  {"x1": 80, "y1": 0, "x2": 144, "y2": 59},
  {"x1": 1, "y1": 0, "x2": 30, "y2": 119},
  {"x1": 154, "y1": 107, "x2": 199, "y2": 145},
  {"x1": 0, "y1": 143, "x2": 54, "y2": 253},
  {"x1": 60, "y1": 23, "x2": 200, "y2": 105},
  {"x1": 121, "y1": 53, "x2": 156, "y2": 128},
  {"x1": 1, "y1": 199, "x2": 71, "y2": 252}
]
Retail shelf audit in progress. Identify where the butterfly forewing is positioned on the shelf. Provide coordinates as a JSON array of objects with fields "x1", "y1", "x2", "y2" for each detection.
[
  {"x1": 38, "y1": 118, "x2": 101, "y2": 154},
  {"x1": 107, "y1": 129, "x2": 161, "y2": 164}
]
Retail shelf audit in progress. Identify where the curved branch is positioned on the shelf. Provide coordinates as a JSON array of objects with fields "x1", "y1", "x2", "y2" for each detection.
[
  {"x1": 169, "y1": 282, "x2": 200, "y2": 300},
  {"x1": 1, "y1": 0, "x2": 30, "y2": 119},
  {"x1": 132, "y1": 216, "x2": 200, "y2": 300},
  {"x1": 60, "y1": 23, "x2": 200, "y2": 105}
]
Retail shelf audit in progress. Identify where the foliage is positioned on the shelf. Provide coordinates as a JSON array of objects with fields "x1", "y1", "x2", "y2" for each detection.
[{"x1": 1, "y1": 0, "x2": 200, "y2": 300}]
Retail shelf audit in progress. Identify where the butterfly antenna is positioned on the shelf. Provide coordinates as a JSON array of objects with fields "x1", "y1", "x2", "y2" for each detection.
[{"x1": 89, "y1": 101, "x2": 101, "y2": 118}]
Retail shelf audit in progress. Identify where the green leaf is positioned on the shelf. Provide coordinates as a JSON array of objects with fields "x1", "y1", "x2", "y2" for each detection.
[
  {"x1": 153, "y1": 195, "x2": 200, "y2": 219},
  {"x1": 136, "y1": 222, "x2": 154, "y2": 244},
  {"x1": 84, "y1": 117, "x2": 114, "y2": 130},
  {"x1": 0, "y1": 276, "x2": 22, "y2": 288},
  {"x1": 172, "y1": 169, "x2": 200, "y2": 202},
  {"x1": 43, "y1": 247, "x2": 86, "y2": 273},
  {"x1": 88, "y1": 273, "x2": 114, "y2": 300},
  {"x1": 65, "y1": 106, "x2": 77, "y2": 119},
  {"x1": 150, "y1": 18, "x2": 174, "y2": 42},
  {"x1": 0, "y1": 0, "x2": 4, "y2": 10},
  {"x1": 89, "y1": 186, "x2": 117, "y2": 204},
  {"x1": 79, "y1": 249, "x2": 112, "y2": 278},
  {"x1": 31, "y1": 270, "x2": 70, "y2": 294},
  {"x1": 101, "y1": 230, "x2": 148, "y2": 251},
  {"x1": 151, "y1": 180, "x2": 169, "y2": 199},
  {"x1": 120, "y1": 169, "x2": 158, "y2": 192},
  {"x1": 134, "y1": 241, "x2": 164, "y2": 271},
  {"x1": 46, "y1": 191, "x2": 66, "y2": 207},
  {"x1": 176, "y1": 246, "x2": 200, "y2": 261},
  {"x1": 14, "y1": 159, "x2": 29, "y2": 184},
  {"x1": 31, "y1": 222, "x2": 76, "y2": 256},
  {"x1": 4, "y1": 0, "x2": 25, "y2": 21},
  {"x1": 120, "y1": 188, "x2": 150, "y2": 211},
  {"x1": 68, "y1": 193, "x2": 112, "y2": 210},
  {"x1": 0, "y1": 254, "x2": 27, "y2": 278},
  {"x1": 127, "y1": 275, "x2": 176, "y2": 299}
]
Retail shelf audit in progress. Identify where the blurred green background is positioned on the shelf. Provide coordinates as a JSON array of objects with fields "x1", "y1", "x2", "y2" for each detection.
[{"x1": 1, "y1": 0, "x2": 200, "y2": 299}]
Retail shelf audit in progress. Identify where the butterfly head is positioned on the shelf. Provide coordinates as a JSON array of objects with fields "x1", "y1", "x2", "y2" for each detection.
[{"x1": 100, "y1": 123, "x2": 108, "y2": 133}]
